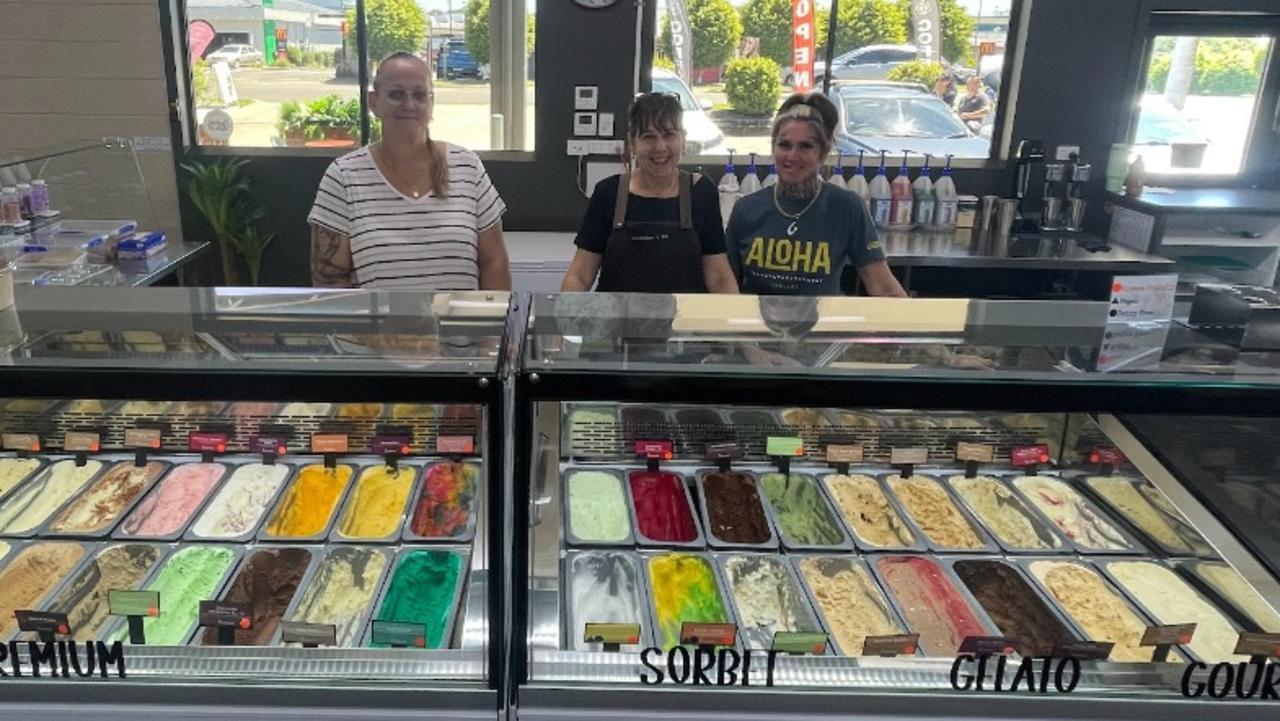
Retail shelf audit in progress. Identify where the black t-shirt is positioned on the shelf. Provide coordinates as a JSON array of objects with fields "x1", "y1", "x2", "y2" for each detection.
[
  {"x1": 574, "y1": 174, "x2": 727, "y2": 255},
  {"x1": 958, "y1": 92, "x2": 990, "y2": 114}
]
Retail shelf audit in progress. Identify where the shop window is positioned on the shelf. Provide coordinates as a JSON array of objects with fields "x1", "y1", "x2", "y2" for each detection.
[
  {"x1": 652, "y1": 0, "x2": 1018, "y2": 162},
  {"x1": 1131, "y1": 34, "x2": 1274, "y2": 176},
  {"x1": 182, "y1": 0, "x2": 534, "y2": 151}
]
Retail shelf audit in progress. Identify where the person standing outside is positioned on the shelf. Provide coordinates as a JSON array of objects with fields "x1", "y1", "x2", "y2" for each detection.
[{"x1": 956, "y1": 75, "x2": 992, "y2": 125}]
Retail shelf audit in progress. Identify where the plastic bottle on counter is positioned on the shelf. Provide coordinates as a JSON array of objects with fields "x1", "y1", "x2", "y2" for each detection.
[
  {"x1": 739, "y1": 152, "x2": 762, "y2": 196},
  {"x1": 889, "y1": 151, "x2": 914, "y2": 228},
  {"x1": 0, "y1": 187, "x2": 21, "y2": 226},
  {"x1": 717, "y1": 149, "x2": 741, "y2": 228},
  {"x1": 15, "y1": 183, "x2": 32, "y2": 220},
  {"x1": 932, "y1": 155, "x2": 959, "y2": 229},
  {"x1": 827, "y1": 151, "x2": 847, "y2": 189},
  {"x1": 868, "y1": 151, "x2": 893, "y2": 229},
  {"x1": 912, "y1": 154, "x2": 935, "y2": 228},
  {"x1": 29, "y1": 180, "x2": 50, "y2": 216},
  {"x1": 762, "y1": 163, "x2": 778, "y2": 188},
  {"x1": 848, "y1": 150, "x2": 869, "y2": 205}
]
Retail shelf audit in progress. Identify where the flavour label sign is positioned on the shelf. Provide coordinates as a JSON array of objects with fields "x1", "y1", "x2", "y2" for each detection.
[
  {"x1": 955, "y1": 442, "x2": 995, "y2": 463},
  {"x1": 108, "y1": 590, "x2": 159, "y2": 618},
  {"x1": 825, "y1": 444, "x2": 864, "y2": 464},
  {"x1": 63, "y1": 431, "x2": 100, "y2": 452},
  {"x1": 2, "y1": 433, "x2": 40, "y2": 452},
  {"x1": 125, "y1": 428, "x2": 162, "y2": 449},
  {"x1": 1108, "y1": 274, "x2": 1177, "y2": 323}
]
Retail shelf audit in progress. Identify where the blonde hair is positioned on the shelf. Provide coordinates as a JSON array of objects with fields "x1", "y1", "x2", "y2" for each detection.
[
  {"x1": 375, "y1": 52, "x2": 448, "y2": 199},
  {"x1": 770, "y1": 92, "x2": 839, "y2": 160}
]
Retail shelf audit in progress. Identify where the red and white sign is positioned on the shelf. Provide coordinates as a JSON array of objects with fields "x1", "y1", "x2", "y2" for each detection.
[{"x1": 791, "y1": 0, "x2": 816, "y2": 92}]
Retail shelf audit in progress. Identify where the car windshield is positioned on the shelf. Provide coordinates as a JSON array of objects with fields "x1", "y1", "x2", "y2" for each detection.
[
  {"x1": 842, "y1": 96, "x2": 968, "y2": 138},
  {"x1": 651, "y1": 78, "x2": 699, "y2": 112}
]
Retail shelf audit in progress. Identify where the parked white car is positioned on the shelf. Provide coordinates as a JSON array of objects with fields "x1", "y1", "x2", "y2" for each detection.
[
  {"x1": 651, "y1": 69, "x2": 726, "y2": 156},
  {"x1": 206, "y1": 44, "x2": 263, "y2": 68}
]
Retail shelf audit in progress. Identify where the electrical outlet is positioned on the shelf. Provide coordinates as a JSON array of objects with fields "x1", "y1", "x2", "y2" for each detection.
[
  {"x1": 1056, "y1": 145, "x2": 1081, "y2": 161},
  {"x1": 567, "y1": 139, "x2": 625, "y2": 156}
]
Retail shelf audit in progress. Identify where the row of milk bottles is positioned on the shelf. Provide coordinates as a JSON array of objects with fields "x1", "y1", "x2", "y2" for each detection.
[{"x1": 717, "y1": 150, "x2": 959, "y2": 231}]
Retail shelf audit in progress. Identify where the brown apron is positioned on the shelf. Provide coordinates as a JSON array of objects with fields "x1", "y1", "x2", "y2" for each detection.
[{"x1": 596, "y1": 171, "x2": 706, "y2": 293}]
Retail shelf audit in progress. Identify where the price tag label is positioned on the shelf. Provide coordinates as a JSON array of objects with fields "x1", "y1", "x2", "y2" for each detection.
[
  {"x1": 1089, "y1": 447, "x2": 1126, "y2": 466},
  {"x1": 124, "y1": 428, "x2": 162, "y2": 450},
  {"x1": 825, "y1": 444, "x2": 864, "y2": 464},
  {"x1": 108, "y1": 590, "x2": 160, "y2": 618},
  {"x1": 311, "y1": 433, "x2": 349, "y2": 454},
  {"x1": 63, "y1": 431, "x2": 100, "y2": 452},
  {"x1": 634, "y1": 440, "x2": 674, "y2": 460},
  {"x1": 584, "y1": 623, "x2": 641, "y2": 645},
  {"x1": 14, "y1": 611, "x2": 71, "y2": 636},
  {"x1": 372, "y1": 434, "x2": 413, "y2": 455},
  {"x1": 959, "y1": 636, "x2": 1018, "y2": 655},
  {"x1": 680, "y1": 622, "x2": 736, "y2": 647},
  {"x1": 862, "y1": 633, "x2": 919, "y2": 657},
  {"x1": 704, "y1": 442, "x2": 743, "y2": 461},
  {"x1": 435, "y1": 436, "x2": 474, "y2": 454},
  {"x1": 198, "y1": 601, "x2": 252, "y2": 629},
  {"x1": 1234, "y1": 632, "x2": 1280, "y2": 658},
  {"x1": 765, "y1": 436, "x2": 804, "y2": 458},
  {"x1": 1052, "y1": 640, "x2": 1115, "y2": 660},
  {"x1": 370, "y1": 620, "x2": 427, "y2": 648},
  {"x1": 1010, "y1": 445, "x2": 1051, "y2": 467},
  {"x1": 890, "y1": 447, "x2": 928, "y2": 465},
  {"x1": 955, "y1": 442, "x2": 995, "y2": 463},
  {"x1": 249, "y1": 435, "x2": 288, "y2": 455},
  {"x1": 281, "y1": 622, "x2": 337, "y2": 646},
  {"x1": 1141, "y1": 623, "x2": 1196, "y2": 647},
  {"x1": 188, "y1": 431, "x2": 228, "y2": 453},
  {"x1": 2, "y1": 433, "x2": 41, "y2": 452},
  {"x1": 772, "y1": 632, "x2": 827, "y2": 655}
]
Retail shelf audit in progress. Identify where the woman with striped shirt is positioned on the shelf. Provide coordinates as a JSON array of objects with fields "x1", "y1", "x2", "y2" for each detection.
[{"x1": 308, "y1": 52, "x2": 511, "y2": 290}]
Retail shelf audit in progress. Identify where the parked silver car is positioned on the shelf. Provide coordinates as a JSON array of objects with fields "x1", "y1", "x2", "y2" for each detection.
[
  {"x1": 206, "y1": 44, "x2": 263, "y2": 68},
  {"x1": 829, "y1": 82, "x2": 991, "y2": 158},
  {"x1": 651, "y1": 69, "x2": 726, "y2": 156},
  {"x1": 804, "y1": 45, "x2": 932, "y2": 85}
]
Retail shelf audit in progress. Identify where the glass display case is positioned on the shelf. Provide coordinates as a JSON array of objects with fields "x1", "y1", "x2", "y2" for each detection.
[
  {"x1": 0, "y1": 287, "x2": 511, "y2": 719},
  {"x1": 514, "y1": 293, "x2": 1280, "y2": 720}
]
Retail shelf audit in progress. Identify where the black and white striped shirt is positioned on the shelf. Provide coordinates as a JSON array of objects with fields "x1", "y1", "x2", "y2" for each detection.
[{"x1": 307, "y1": 144, "x2": 506, "y2": 290}]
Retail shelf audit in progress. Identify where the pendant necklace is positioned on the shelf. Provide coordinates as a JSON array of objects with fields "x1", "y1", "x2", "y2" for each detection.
[{"x1": 773, "y1": 182, "x2": 822, "y2": 236}]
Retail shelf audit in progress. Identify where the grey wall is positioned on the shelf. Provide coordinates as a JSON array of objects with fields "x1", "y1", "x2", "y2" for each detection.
[{"x1": 183, "y1": 0, "x2": 1279, "y2": 286}]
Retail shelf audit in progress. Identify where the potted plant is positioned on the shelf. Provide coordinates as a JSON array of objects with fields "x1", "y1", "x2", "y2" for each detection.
[
  {"x1": 181, "y1": 158, "x2": 276, "y2": 286},
  {"x1": 278, "y1": 101, "x2": 308, "y2": 146}
]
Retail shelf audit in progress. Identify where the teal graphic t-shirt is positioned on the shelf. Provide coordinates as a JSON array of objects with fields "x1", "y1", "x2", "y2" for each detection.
[{"x1": 726, "y1": 184, "x2": 884, "y2": 295}]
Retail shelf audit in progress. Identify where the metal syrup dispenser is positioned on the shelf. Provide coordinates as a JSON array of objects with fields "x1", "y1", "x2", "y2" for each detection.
[
  {"x1": 1065, "y1": 155, "x2": 1091, "y2": 232},
  {"x1": 1041, "y1": 163, "x2": 1065, "y2": 230}
]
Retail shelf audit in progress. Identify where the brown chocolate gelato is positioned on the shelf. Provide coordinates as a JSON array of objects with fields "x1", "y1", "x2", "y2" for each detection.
[
  {"x1": 702, "y1": 472, "x2": 771, "y2": 544},
  {"x1": 953, "y1": 559, "x2": 1075, "y2": 657},
  {"x1": 201, "y1": 547, "x2": 313, "y2": 645}
]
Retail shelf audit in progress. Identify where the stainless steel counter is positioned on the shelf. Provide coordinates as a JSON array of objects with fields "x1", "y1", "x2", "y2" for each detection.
[{"x1": 882, "y1": 229, "x2": 1173, "y2": 271}]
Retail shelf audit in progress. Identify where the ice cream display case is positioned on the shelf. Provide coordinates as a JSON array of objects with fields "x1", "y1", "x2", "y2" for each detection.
[
  {"x1": 0, "y1": 287, "x2": 511, "y2": 720},
  {"x1": 512, "y1": 292, "x2": 1280, "y2": 720}
]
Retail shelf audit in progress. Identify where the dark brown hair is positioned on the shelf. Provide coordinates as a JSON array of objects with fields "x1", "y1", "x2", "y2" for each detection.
[
  {"x1": 771, "y1": 92, "x2": 840, "y2": 159},
  {"x1": 373, "y1": 51, "x2": 447, "y2": 199},
  {"x1": 628, "y1": 92, "x2": 684, "y2": 138}
]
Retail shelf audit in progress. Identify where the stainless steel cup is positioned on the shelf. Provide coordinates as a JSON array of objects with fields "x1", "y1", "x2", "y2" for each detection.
[
  {"x1": 996, "y1": 199, "x2": 1018, "y2": 236},
  {"x1": 1066, "y1": 198, "x2": 1087, "y2": 231},
  {"x1": 979, "y1": 195, "x2": 998, "y2": 231},
  {"x1": 1041, "y1": 197, "x2": 1062, "y2": 230}
]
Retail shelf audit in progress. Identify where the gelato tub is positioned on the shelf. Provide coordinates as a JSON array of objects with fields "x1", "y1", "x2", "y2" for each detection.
[
  {"x1": 564, "y1": 550, "x2": 649, "y2": 652},
  {"x1": 116, "y1": 400, "x2": 172, "y2": 415},
  {"x1": 645, "y1": 552, "x2": 733, "y2": 650},
  {"x1": 885, "y1": 475, "x2": 990, "y2": 551},
  {"x1": 170, "y1": 401, "x2": 226, "y2": 416},
  {"x1": 261, "y1": 464, "x2": 356, "y2": 541},
  {"x1": 627, "y1": 470, "x2": 702, "y2": 547},
  {"x1": 284, "y1": 546, "x2": 391, "y2": 647},
  {"x1": 0, "y1": 457, "x2": 44, "y2": 502},
  {"x1": 1104, "y1": 560, "x2": 1246, "y2": 663},
  {"x1": 229, "y1": 402, "x2": 279, "y2": 418},
  {"x1": 1026, "y1": 559, "x2": 1176, "y2": 663},
  {"x1": 336, "y1": 403, "x2": 384, "y2": 419},
  {"x1": 37, "y1": 543, "x2": 165, "y2": 641},
  {"x1": 201, "y1": 546, "x2": 314, "y2": 646},
  {"x1": 45, "y1": 460, "x2": 170, "y2": 537},
  {"x1": 719, "y1": 553, "x2": 823, "y2": 651},
  {"x1": 725, "y1": 409, "x2": 779, "y2": 430},
  {"x1": 822, "y1": 474, "x2": 919, "y2": 550},
  {"x1": 367, "y1": 548, "x2": 467, "y2": 649},
  {"x1": 780, "y1": 408, "x2": 831, "y2": 427},
  {"x1": 278, "y1": 402, "x2": 332, "y2": 418},
  {"x1": 1187, "y1": 561, "x2": 1280, "y2": 633},
  {"x1": 620, "y1": 406, "x2": 670, "y2": 430},
  {"x1": 874, "y1": 555, "x2": 991, "y2": 657},
  {"x1": 697, "y1": 470, "x2": 776, "y2": 549},
  {"x1": 564, "y1": 469, "x2": 633, "y2": 545},
  {"x1": 187, "y1": 463, "x2": 294, "y2": 541},
  {"x1": 951, "y1": 558, "x2": 1077, "y2": 657},
  {"x1": 1085, "y1": 476, "x2": 1213, "y2": 556},
  {"x1": 795, "y1": 556, "x2": 903, "y2": 656},
  {"x1": 0, "y1": 542, "x2": 89, "y2": 638},
  {"x1": 758, "y1": 472, "x2": 850, "y2": 550},
  {"x1": 118, "y1": 462, "x2": 228, "y2": 540},
  {"x1": 404, "y1": 461, "x2": 478, "y2": 542},
  {"x1": 947, "y1": 475, "x2": 1064, "y2": 552},
  {"x1": 0, "y1": 459, "x2": 105, "y2": 536},
  {"x1": 110, "y1": 545, "x2": 239, "y2": 646},
  {"x1": 333, "y1": 464, "x2": 418, "y2": 542},
  {"x1": 1012, "y1": 476, "x2": 1134, "y2": 552}
]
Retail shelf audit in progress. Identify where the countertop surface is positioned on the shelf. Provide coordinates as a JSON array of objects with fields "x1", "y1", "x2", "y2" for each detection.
[
  {"x1": 882, "y1": 229, "x2": 1173, "y2": 270},
  {"x1": 1110, "y1": 188, "x2": 1280, "y2": 214}
]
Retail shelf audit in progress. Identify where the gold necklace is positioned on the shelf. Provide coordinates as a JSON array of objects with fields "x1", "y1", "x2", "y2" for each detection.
[{"x1": 773, "y1": 182, "x2": 823, "y2": 235}]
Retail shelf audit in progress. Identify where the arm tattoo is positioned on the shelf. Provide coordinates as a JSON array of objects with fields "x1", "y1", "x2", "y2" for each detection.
[{"x1": 311, "y1": 224, "x2": 353, "y2": 287}]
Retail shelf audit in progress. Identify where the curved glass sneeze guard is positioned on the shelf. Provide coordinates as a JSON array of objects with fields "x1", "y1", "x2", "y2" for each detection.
[
  {"x1": 0, "y1": 288, "x2": 511, "y2": 374},
  {"x1": 525, "y1": 293, "x2": 1280, "y2": 383}
]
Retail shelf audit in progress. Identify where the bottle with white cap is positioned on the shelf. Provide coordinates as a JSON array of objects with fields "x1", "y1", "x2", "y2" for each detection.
[
  {"x1": 889, "y1": 151, "x2": 914, "y2": 228},
  {"x1": 0, "y1": 187, "x2": 21, "y2": 226},
  {"x1": 932, "y1": 154, "x2": 959, "y2": 229},
  {"x1": 15, "y1": 183, "x2": 32, "y2": 220},
  {"x1": 739, "y1": 152, "x2": 762, "y2": 195},
  {"x1": 911, "y1": 154, "x2": 935, "y2": 228},
  {"x1": 29, "y1": 180, "x2": 50, "y2": 216},
  {"x1": 868, "y1": 151, "x2": 893, "y2": 229},
  {"x1": 717, "y1": 149, "x2": 741, "y2": 229},
  {"x1": 827, "y1": 151, "x2": 848, "y2": 189},
  {"x1": 762, "y1": 163, "x2": 778, "y2": 188},
  {"x1": 848, "y1": 150, "x2": 869, "y2": 205}
]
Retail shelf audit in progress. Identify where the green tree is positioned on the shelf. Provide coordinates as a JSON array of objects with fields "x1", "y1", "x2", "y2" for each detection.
[
  {"x1": 464, "y1": 0, "x2": 490, "y2": 65},
  {"x1": 738, "y1": 0, "x2": 793, "y2": 67},
  {"x1": 347, "y1": 0, "x2": 429, "y2": 62},
  {"x1": 886, "y1": 59, "x2": 947, "y2": 87},
  {"x1": 661, "y1": 0, "x2": 744, "y2": 70},
  {"x1": 833, "y1": 0, "x2": 907, "y2": 56},
  {"x1": 725, "y1": 56, "x2": 783, "y2": 115}
]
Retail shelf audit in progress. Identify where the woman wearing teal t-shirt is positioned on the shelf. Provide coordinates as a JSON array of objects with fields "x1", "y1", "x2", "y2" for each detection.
[{"x1": 726, "y1": 93, "x2": 906, "y2": 297}]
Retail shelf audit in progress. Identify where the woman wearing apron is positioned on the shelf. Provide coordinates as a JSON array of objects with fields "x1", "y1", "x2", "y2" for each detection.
[{"x1": 560, "y1": 93, "x2": 739, "y2": 293}]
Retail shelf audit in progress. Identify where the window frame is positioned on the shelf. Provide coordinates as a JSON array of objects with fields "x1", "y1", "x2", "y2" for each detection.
[{"x1": 1126, "y1": 13, "x2": 1280, "y2": 187}]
